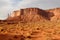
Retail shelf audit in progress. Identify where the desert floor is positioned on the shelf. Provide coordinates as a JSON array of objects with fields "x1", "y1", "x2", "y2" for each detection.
[{"x1": 0, "y1": 21, "x2": 60, "y2": 40}]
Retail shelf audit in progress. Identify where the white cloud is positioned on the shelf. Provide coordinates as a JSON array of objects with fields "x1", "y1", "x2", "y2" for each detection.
[
  {"x1": 0, "y1": 0, "x2": 13, "y2": 20},
  {"x1": 15, "y1": 0, "x2": 39, "y2": 9},
  {"x1": 16, "y1": 0, "x2": 60, "y2": 9}
]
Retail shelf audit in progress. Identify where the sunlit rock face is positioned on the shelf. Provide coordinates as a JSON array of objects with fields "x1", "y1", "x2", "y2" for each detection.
[
  {"x1": 10, "y1": 10, "x2": 21, "y2": 17},
  {"x1": 7, "y1": 10, "x2": 22, "y2": 21},
  {"x1": 47, "y1": 8, "x2": 60, "y2": 21},
  {"x1": 7, "y1": 8, "x2": 54, "y2": 22}
]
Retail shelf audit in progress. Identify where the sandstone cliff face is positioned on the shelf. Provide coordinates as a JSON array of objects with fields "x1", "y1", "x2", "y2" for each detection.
[
  {"x1": 7, "y1": 8, "x2": 52, "y2": 22},
  {"x1": 1, "y1": 8, "x2": 60, "y2": 23},
  {"x1": 47, "y1": 8, "x2": 60, "y2": 21}
]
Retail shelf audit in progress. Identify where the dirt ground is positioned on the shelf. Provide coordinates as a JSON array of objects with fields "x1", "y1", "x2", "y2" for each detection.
[{"x1": 0, "y1": 21, "x2": 60, "y2": 40}]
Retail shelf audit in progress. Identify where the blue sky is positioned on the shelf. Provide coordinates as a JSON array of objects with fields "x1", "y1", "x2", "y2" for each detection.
[{"x1": 0, "y1": 0, "x2": 60, "y2": 20}]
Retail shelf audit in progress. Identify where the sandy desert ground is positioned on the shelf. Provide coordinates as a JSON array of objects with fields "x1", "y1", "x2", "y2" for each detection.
[{"x1": 0, "y1": 21, "x2": 60, "y2": 40}]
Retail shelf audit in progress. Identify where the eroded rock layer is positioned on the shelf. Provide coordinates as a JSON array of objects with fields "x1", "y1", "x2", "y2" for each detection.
[{"x1": 7, "y1": 8, "x2": 53, "y2": 22}]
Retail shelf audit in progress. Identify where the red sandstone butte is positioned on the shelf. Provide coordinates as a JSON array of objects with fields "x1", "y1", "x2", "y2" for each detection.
[{"x1": 7, "y1": 8, "x2": 53, "y2": 22}]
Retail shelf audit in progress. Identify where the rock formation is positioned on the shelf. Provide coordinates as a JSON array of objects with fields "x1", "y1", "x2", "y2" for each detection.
[
  {"x1": 46, "y1": 8, "x2": 60, "y2": 21},
  {"x1": 1, "y1": 7, "x2": 60, "y2": 23},
  {"x1": 7, "y1": 8, "x2": 53, "y2": 23}
]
